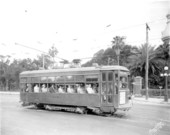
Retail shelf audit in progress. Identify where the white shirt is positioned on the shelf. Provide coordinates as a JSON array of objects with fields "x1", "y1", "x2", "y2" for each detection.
[
  {"x1": 77, "y1": 86, "x2": 85, "y2": 94},
  {"x1": 87, "y1": 86, "x2": 95, "y2": 94},
  {"x1": 58, "y1": 87, "x2": 65, "y2": 93},
  {"x1": 67, "y1": 87, "x2": 74, "y2": 93},
  {"x1": 42, "y1": 87, "x2": 48, "y2": 92},
  {"x1": 34, "y1": 85, "x2": 39, "y2": 93}
]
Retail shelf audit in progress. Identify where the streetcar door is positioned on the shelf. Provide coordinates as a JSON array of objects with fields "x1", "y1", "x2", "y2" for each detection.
[{"x1": 101, "y1": 71, "x2": 114, "y2": 106}]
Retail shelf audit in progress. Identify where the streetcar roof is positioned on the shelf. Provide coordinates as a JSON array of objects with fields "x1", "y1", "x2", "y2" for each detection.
[{"x1": 20, "y1": 65, "x2": 129, "y2": 77}]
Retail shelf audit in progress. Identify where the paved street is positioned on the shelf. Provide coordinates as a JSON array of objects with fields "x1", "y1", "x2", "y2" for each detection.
[{"x1": 0, "y1": 94, "x2": 170, "y2": 135}]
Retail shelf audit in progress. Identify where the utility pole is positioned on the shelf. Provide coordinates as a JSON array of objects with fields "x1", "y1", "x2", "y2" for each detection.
[
  {"x1": 107, "y1": 57, "x2": 110, "y2": 65},
  {"x1": 145, "y1": 23, "x2": 150, "y2": 100}
]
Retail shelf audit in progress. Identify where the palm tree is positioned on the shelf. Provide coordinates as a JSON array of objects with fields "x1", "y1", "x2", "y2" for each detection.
[
  {"x1": 129, "y1": 44, "x2": 161, "y2": 88},
  {"x1": 48, "y1": 45, "x2": 58, "y2": 67},
  {"x1": 111, "y1": 36, "x2": 125, "y2": 65}
]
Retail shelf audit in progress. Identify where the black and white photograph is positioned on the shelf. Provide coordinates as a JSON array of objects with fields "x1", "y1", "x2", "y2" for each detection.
[{"x1": 0, "y1": 0, "x2": 170, "y2": 135}]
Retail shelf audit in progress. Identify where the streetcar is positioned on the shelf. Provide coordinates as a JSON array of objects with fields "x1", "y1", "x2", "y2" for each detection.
[{"x1": 20, "y1": 65, "x2": 132, "y2": 114}]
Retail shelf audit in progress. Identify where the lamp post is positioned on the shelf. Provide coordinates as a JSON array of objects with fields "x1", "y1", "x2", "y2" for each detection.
[{"x1": 160, "y1": 66, "x2": 170, "y2": 102}]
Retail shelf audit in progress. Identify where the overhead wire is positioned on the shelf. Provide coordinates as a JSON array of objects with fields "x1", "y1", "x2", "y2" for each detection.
[{"x1": 1, "y1": 18, "x2": 166, "y2": 63}]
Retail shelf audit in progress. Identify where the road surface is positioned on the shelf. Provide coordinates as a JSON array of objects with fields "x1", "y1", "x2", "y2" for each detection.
[{"x1": 0, "y1": 94, "x2": 170, "y2": 135}]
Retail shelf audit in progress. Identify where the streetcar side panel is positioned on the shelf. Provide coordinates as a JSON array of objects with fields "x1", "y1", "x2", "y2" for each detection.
[{"x1": 21, "y1": 93, "x2": 100, "y2": 107}]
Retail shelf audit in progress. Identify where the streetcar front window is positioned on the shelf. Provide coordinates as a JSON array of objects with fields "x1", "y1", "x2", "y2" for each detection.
[{"x1": 120, "y1": 76, "x2": 128, "y2": 89}]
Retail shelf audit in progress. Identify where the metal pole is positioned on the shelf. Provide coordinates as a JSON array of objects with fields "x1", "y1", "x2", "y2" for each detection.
[
  {"x1": 117, "y1": 55, "x2": 119, "y2": 66},
  {"x1": 108, "y1": 57, "x2": 110, "y2": 65},
  {"x1": 145, "y1": 23, "x2": 149, "y2": 100},
  {"x1": 165, "y1": 75, "x2": 168, "y2": 101},
  {"x1": 117, "y1": 48, "x2": 120, "y2": 66}
]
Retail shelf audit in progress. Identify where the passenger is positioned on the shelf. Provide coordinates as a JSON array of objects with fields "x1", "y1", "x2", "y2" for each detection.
[
  {"x1": 86, "y1": 84, "x2": 95, "y2": 94},
  {"x1": 34, "y1": 84, "x2": 39, "y2": 93},
  {"x1": 55, "y1": 84, "x2": 59, "y2": 92},
  {"x1": 49, "y1": 84, "x2": 55, "y2": 93},
  {"x1": 41, "y1": 84, "x2": 48, "y2": 93},
  {"x1": 26, "y1": 84, "x2": 32, "y2": 92},
  {"x1": 67, "y1": 85, "x2": 75, "y2": 93},
  {"x1": 77, "y1": 84, "x2": 86, "y2": 94},
  {"x1": 115, "y1": 80, "x2": 119, "y2": 94},
  {"x1": 58, "y1": 86, "x2": 65, "y2": 93},
  {"x1": 92, "y1": 83, "x2": 98, "y2": 93}
]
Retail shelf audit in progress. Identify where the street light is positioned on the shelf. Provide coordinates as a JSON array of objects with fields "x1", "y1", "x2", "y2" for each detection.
[{"x1": 160, "y1": 66, "x2": 170, "y2": 102}]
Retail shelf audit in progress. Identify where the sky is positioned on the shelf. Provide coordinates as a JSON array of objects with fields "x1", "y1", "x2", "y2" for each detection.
[{"x1": 0, "y1": 0, "x2": 170, "y2": 63}]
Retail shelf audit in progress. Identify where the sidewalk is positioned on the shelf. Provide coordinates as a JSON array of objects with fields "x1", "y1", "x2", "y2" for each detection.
[
  {"x1": 133, "y1": 96, "x2": 170, "y2": 106},
  {"x1": 0, "y1": 91, "x2": 19, "y2": 95}
]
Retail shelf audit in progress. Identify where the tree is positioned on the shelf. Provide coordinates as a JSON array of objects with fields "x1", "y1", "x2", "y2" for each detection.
[
  {"x1": 83, "y1": 36, "x2": 138, "y2": 67},
  {"x1": 36, "y1": 54, "x2": 52, "y2": 69},
  {"x1": 155, "y1": 43, "x2": 170, "y2": 66},
  {"x1": 154, "y1": 43, "x2": 170, "y2": 88},
  {"x1": 60, "y1": 60, "x2": 69, "y2": 68},
  {"x1": 82, "y1": 49, "x2": 105, "y2": 67},
  {"x1": 0, "y1": 55, "x2": 11, "y2": 90},
  {"x1": 111, "y1": 36, "x2": 126, "y2": 65},
  {"x1": 72, "y1": 59, "x2": 81, "y2": 67},
  {"x1": 48, "y1": 45, "x2": 58, "y2": 67},
  {"x1": 129, "y1": 44, "x2": 162, "y2": 88}
]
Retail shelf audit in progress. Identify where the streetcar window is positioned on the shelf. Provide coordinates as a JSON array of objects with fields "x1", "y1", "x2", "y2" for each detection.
[
  {"x1": 40, "y1": 77, "x2": 48, "y2": 83},
  {"x1": 108, "y1": 83, "x2": 113, "y2": 94},
  {"x1": 86, "y1": 83, "x2": 98, "y2": 94},
  {"x1": 76, "y1": 83, "x2": 86, "y2": 94},
  {"x1": 120, "y1": 76, "x2": 128, "y2": 89},
  {"x1": 92, "y1": 83, "x2": 99, "y2": 93},
  {"x1": 85, "y1": 75, "x2": 98, "y2": 82},
  {"x1": 86, "y1": 78, "x2": 98, "y2": 82},
  {"x1": 102, "y1": 73, "x2": 106, "y2": 81},
  {"x1": 48, "y1": 83, "x2": 56, "y2": 93},
  {"x1": 66, "y1": 84, "x2": 76, "y2": 93},
  {"x1": 40, "y1": 83, "x2": 48, "y2": 93},
  {"x1": 25, "y1": 83, "x2": 33, "y2": 92},
  {"x1": 108, "y1": 72, "x2": 113, "y2": 81},
  {"x1": 108, "y1": 95, "x2": 113, "y2": 103},
  {"x1": 115, "y1": 73, "x2": 118, "y2": 94},
  {"x1": 75, "y1": 75, "x2": 84, "y2": 82},
  {"x1": 56, "y1": 76, "x2": 65, "y2": 82},
  {"x1": 58, "y1": 84, "x2": 66, "y2": 93},
  {"x1": 27, "y1": 77, "x2": 31, "y2": 83},
  {"x1": 20, "y1": 77, "x2": 27, "y2": 83},
  {"x1": 31, "y1": 77, "x2": 40, "y2": 83},
  {"x1": 65, "y1": 76, "x2": 74, "y2": 82},
  {"x1": 48, "y1": 77, "x2": 55, "y2": 83},
  {"x1": 33, "y1": 83, "x2": 40, "y2": 93},
  {"x1": 102, "y1": 83, "x2": 107, "y2": 95}
]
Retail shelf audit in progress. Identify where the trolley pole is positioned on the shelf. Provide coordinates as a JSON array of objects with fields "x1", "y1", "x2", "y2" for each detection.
[{"x1": 145, "y1": 23, "x2": 150, "y2": 100}]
